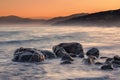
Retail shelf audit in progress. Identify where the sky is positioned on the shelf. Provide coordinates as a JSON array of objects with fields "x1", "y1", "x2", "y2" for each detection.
[{"x1": 0, "y1": 0, "x2": 120, "y2": 19}]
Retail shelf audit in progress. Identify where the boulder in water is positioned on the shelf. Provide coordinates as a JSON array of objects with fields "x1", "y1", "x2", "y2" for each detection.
[
  {"x1": 53, "y1": 42, "x2": 84, "y2": 57},
  {"x1": 60, "y1": 60, "x2": 72, "y2": 64},
  {"x1": 95, "y1": 62, "x2": 103, "y2": 65},
  {"x1": 101, "y1": 64, "x2": 113, "y2": 70},
  {"x1": 12, "y1": 47, "x2": 45, "y2": 62},
  {"x1": 113, "y1": 55, "x2": 120, "y2": 61},
  {"x1": 86, "y1": 48, "x2": 99, "y2": 58}
]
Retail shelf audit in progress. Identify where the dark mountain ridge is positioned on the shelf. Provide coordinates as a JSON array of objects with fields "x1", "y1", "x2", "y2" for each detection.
[
  {"x1": 54, "y1": 9, "x2": 120, "y2": 26},
  {"x1": 46, "y1": 13, "x2": 88, "y2": 24}
]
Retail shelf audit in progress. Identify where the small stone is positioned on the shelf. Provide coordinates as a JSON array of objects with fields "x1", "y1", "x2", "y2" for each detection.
[
  {"x1": 101, "y1": 64, "x2": 113, "y2": 70},
  {"x1": 95, "y1": 62, "x2": 103, "y2": 65},
  {"x1": 60, "y1": 60, "x2": 72, "y2": 64}
]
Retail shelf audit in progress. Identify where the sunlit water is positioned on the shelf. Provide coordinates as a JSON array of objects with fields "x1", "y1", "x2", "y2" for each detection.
[{"x1": 0, "y1": 24, "x2": 120, "y2": 80}]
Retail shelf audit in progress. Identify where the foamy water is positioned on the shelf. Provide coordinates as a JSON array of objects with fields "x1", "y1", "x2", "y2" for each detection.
[{"x1": 0, "y1": 25, "x2": 120, "y2": 80}]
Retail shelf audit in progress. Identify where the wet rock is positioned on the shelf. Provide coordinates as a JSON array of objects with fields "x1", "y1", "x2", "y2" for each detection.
[
  {"x1": 12, "y1": 47, "x2": 45, "y2": 62},
  {"x1": 60, "y1": 60, "x2": 72, "y2": 64},
  {"x1": 53, "y1": 42, "x2": 84, "y2": 57},
  {"x1": 100, "y1": 56, "x2": 108, "y2": 59},
  {"x1": 70, "y1": 53, "x2": 77, "y2": 57},
  {"x1": 61, "y1": 54, "x2": 74, "y2": 61},
  {"x1": 52, "y1": 46, "x2": 67, "y2": 57},
  {"x1": 82, "y1": 56, "x2": 96, "y2": 65},
  {"x1": 113, "y1": 55, "x2": 120, "y2": 61},
  {"x1": 41, "y1": 50, "x2": 56, "y2": 59},
  {"x1": 78, "y1": 53, "x2": 84, "y2": 58},
  {"x1": 86, "y1": 48, "x2": 99, "y2": 58},
  {"x1": 105, "y1": 58, "x2": 113, "y2": 64},
  {"x1": 112, "y1": 60, "x2": 120, "y2": 65},
  {"x1": 101, "y1": 64, "x2": 113, "y2": 70},
  {"x1": 95, "y1": 62, "x2": 103, "y2": 65}
]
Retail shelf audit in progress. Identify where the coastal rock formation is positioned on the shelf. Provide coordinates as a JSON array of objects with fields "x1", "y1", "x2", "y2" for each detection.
[
  {"x1": 12, "y1": 47, "x2": 45, "y2": 62},
  {"x1": 86, "y1": 48, "x2": 99, "y2": 58},
  {"x1": 53, "y1": 42, "x2": 84, "y2": 58}
]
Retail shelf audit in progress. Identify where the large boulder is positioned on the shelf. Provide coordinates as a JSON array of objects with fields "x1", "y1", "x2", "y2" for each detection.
[
  {"x1": 86, "y1": 48, "x2": 99, "y2": 58},
  {"x1": 53, "y1": 42, "x2": 84, "y2": 57},
  {"x1": 12, "y1": 47, "x2": 45, "y2": 62}
]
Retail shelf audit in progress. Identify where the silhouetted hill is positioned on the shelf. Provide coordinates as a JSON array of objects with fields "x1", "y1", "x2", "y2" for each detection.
[
  {"x1": 0, "y1": 15, "x2": 46, "y2": 24},
  {"x1": 53, "y1": 9, "x2": 120, "y2": 26},
  {"x1": 47, "y1": 13, "x2": 88, "y2": 24}
]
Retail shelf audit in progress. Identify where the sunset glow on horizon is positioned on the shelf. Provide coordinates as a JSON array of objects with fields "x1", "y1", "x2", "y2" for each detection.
[{"x1": 0, "y1": 0, "x2": 120, "y2": 19}]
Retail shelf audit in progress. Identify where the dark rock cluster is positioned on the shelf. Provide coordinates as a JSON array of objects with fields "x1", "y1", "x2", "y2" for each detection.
[{"x1": 12, "y1": 42, "x2": 120, "y2": 70}]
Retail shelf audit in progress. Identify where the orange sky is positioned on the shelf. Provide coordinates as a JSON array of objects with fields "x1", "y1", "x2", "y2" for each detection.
[{"x1": 0, "y1": 0, "x2": 120, "y2": 19}]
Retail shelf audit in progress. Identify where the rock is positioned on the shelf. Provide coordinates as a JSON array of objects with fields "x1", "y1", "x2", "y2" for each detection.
[
  {"x1": 53, "y1": 42, "x2": 84, "y2": 57},
  {"x1": 95, "y1": 62, "x2": 103, "y2": 65},
  {"x1": 12, "y1": 47, "x2": 45, "y2": 62},
  {"x1": 70, "y1": 53, "x2": 77, "y2": 57},
  {"x1": 100, "y1": 56, "x2": 108, "y2": 59},
  {"x1": 60, "y1": 60, "x2": 72, "y2": 64},
  {"x1": 82, "y1": 56, "x2": 96, "y2": 65},
  {"x1": 113, "y1": 55, "x2": 120, "y2": 61},
  {"x1": 105, "y1": 58, "x2": 113, "y2": 64},
  {"x1": 61, "y1": 54, "x2": 74, "y2": 61},
  {"x1": 41, "y1": 50, "x2": 56, "y2": 59},
  {"x1": 112, "y1": 60, "x2": 120, "y2": 65},
  {"x1": 52, "y1": 46, "x2": 67, "y2": 57},
  {"x1": 78, "y1": 53, "x2": 84, "y2": 58},
  {"x1": 101, "y1": 64, "x2": 113, "y2": 70},
  {"x1": 86, "y1": 48, "x2": 99, "y2": 58}
]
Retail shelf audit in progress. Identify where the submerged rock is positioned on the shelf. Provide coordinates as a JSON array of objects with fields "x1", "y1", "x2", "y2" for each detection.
[
  {"x1": 53, "y1": 42, "x2": 84, "y2": 57},
  {"x1": 61, "y1": 54, "x2": 74, "y2": 61},
  {"x1": 95, "y1": 62, "x2": 103, "y2": 65},
  {"x1": 82, "y1": 56, "x2": 96, "y2": 65},
  {"x1": 86, "y1": 48, "x2": 99, "y2": 58},
  {"x1": 100, "y1": 56, "x2": 109, "y2": 59},
  {"x1": 12, "y1": 47, "x2": 45, "y2": 62},
  {"x1": 101, "y1": 64, "x2": 114, "y2": 70},
  {"x1": 60, "y1": 60, "x2": 72, "y2": 64}
]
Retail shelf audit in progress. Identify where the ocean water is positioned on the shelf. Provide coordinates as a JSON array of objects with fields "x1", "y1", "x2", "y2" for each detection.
[{"x1": 0, "y1": 24, "x2": 120, "y2": 80}]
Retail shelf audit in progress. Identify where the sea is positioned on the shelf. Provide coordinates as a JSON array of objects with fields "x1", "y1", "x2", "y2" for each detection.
[{"x1": 0, "y1": 24, "x2": 120, "y2": 80}]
